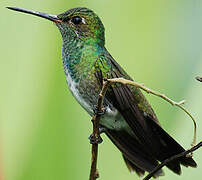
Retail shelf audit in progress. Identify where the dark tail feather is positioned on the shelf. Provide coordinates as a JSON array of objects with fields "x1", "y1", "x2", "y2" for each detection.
[
  {"x1": 122, "y1": 154, "x2": 165, "y2": 178},
  {"x1": 180, "y1": 156, "x2": 197, "y2": 167},
  {"x1": 122, "y1": 154, "x2": 145, "y2": 177},
  {"x1": 146, "y1": 116, "x2": 197, "y2": 174},
  {"x1": 105, "y1": 129, "x2": 164, "y2": 178}
]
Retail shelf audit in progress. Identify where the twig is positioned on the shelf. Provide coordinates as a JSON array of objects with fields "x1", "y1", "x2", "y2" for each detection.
[
  {"x1": 143, "y1": 141, "x2": 202, "y2": 180},
  {"x1": 196, "y1": 76, "x2": 202, "y2": 82},
  {"x1": 107, "y1": 78, "x2": 197, "y2": 146},
  {"x1": 89, "y1": 80, "x2": 110, "y2": 180}
]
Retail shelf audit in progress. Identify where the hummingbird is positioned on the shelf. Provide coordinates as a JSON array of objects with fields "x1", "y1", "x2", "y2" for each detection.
[{"x1": 7, "y1": 7, "x2": 197, "y2": 178}]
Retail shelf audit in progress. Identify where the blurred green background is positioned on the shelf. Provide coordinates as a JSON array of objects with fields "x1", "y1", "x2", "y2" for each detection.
[{"x1": 1, "y1": 0, "x2": 202, "y2": 179}]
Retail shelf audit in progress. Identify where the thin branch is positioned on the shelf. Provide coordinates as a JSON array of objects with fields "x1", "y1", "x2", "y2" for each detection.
[
  {"x1": 107, "y1": 78, "x2": 197, "y2": 146},
  {"x1": 196, "y1": 76, "x2": 202, "y2": 82},
  {"x1": 143, "y1": 141, "x2": 202, "y2": 180},
  {"x1": 89, "y1": 80, "x2": 110, "y2": 180}
]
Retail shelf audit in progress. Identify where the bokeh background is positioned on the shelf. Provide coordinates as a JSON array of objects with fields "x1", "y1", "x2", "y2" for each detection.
[{"x1": 1, "y1": 0, "x2": 202, "y2": 179}]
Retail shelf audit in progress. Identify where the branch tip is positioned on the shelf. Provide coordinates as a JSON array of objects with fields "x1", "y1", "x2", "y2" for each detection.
[
  {"x1": 143, "y1": 141, "x2": 202, "y2": 180},
  {"x1": 196, "y1": 76, "x2": 202, "y2": 82}
]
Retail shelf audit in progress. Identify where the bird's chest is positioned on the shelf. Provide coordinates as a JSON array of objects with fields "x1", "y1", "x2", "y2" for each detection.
[
  {"x1": 65, "y1": 72, "x2": 93, "y2": 114},
  {"x1": 65, "y1": 71, "x2": 130, "y2": 132}
]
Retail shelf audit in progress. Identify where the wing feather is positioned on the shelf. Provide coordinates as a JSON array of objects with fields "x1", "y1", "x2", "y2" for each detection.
[{"x1": 94, "y1": 51, "x2": 197, "y2": 175}]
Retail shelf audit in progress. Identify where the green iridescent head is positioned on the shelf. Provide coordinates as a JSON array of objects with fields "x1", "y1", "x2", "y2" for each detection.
[
  {"x1": 7, "y1": 7, "x2": 105, "y2": 46},
  {"x1": 57, "y1": 7, "x2": 105, "y2": 46}
]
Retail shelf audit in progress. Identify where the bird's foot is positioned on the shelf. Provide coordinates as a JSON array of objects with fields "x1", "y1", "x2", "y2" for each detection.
[
  {"x1": 93, "y1": 105, "x2": 106, "y2": 116},
  {"x1": 88, "y1": 134, "x2": 103, "y2": 144},
  {"x1": 88, "y1": 127, "x2": 105, "y2": 144}
]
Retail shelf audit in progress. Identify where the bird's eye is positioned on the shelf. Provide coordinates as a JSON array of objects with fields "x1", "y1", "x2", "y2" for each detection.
[{"x1": 71, "y1": 16, "x2": 83, "y2": 25}]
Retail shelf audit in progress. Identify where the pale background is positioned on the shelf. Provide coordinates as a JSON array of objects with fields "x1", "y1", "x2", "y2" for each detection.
[{"x1": 0, "y1": 0, "x2": 202, "y2": 179}]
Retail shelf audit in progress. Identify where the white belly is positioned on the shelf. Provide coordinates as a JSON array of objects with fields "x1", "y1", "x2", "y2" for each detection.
[{"x1": 66, "y1": 72, "x2": 92, "y2": 113}]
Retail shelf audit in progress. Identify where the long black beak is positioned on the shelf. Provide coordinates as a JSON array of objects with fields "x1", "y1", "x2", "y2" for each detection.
[{"x1": 7, "y1": 7, "x2": 61, "y2": 23}]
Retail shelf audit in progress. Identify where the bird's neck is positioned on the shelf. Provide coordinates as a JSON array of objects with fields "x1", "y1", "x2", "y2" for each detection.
[{"x1": 62, "y1": 32, "x2": 104, "y2": 83}]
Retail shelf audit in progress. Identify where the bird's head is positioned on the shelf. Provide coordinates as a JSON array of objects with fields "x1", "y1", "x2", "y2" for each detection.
[{"x1": 57, "y1": 7, "x2": 105, "y2": 46}]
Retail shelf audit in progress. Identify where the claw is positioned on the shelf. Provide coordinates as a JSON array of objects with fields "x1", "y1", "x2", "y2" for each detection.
[
  {"x1": 88, "y1": 134, "x2": 103, "y2": 144},
  {"x1": 93, "y1": 105, "x2": 106, "y2": 116}
]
